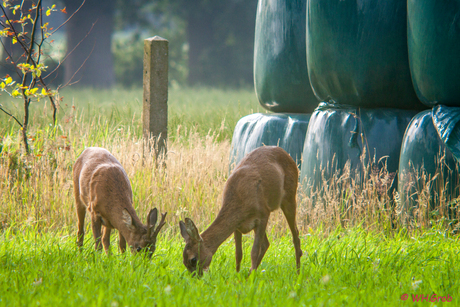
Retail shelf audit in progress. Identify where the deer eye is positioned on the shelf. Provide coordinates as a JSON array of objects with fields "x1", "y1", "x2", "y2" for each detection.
[
  {"x1": 190, "y1": 257, "x2": 197, "y2": 267},
  {"x1": 137, "y1": 246, "x2": 142, "y2": 252}
]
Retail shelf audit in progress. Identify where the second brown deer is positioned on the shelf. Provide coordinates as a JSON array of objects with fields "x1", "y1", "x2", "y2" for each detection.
[
  {"x1": 180, "y1": 146, "x2": 302, "y2": 275},
  {"x1": 73, "y1": 147, "x2": 167, "y2": 256}
]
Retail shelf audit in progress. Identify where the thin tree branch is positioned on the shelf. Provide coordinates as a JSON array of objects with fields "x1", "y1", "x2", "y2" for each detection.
[
  {"x1": 0, "y1": 5, "x2": 27, "y2": 80},
  {"x1": 0, "y1": 105, "x2": 23, "y2": 127},
  {"x1": 61, "y1": 38, "x2": 96, "y2": 88},
  {"x1": 20, "y1": 0, "x2": 42, "y2": 154},
  {"x1": 0, "y1": 5, "x2": 32, "y2": 61},
  {"x1": 48, "y1": 20, "x2": 97, "y2": 88},
  {"x1": 50, "y1": 0, "x2": 85, "y2": 35}
]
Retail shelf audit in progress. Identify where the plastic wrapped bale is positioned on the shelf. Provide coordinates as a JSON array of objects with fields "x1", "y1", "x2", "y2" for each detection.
[
  {"x1": 398, "y1": 109, "x2": 460, "y2": 224},
  {"x1": 432, "y1": 105, "x2": 460, "y2": 160},
  {"x1": 307, "y1": 0, "x2": 422, "y2": 109},
  {"x1": 408, "y1": 0, "x2": 460, "y2": 107},
  {"x1": 254, "y1": 0, "x2": 318, "y2": 113},
  {"x1": 300, "y1": 103, "x2": 417, "y2": 196},
  {"x1": 229, "y1": 113, "x2": 311, "y2": 170}
]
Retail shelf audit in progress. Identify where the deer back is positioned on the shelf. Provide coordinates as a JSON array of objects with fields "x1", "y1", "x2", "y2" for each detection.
[
  {"x1": 74, "y1": 147, "x2": 138, "y2": 226},
  {"x1": 223, "y1": 146, "x2": 298, "y2": 214}
]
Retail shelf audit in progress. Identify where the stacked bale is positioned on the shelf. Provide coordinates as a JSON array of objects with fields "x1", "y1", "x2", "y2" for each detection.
[
  {"x1": 398, "y1": 0, "x2": 460, "y2": 221},
  {"x1": 300, "y1": 0, "x2": 423, "y2": 196},
  {"x1": 407, "y1": 0, "x2": 460, "y2": 107},
  {"x1": 398, "y1": 109, "x2": 459, "y2": 221},
  {"x1": 230, "y1": 0, "x2": 317, "y2": 168},
  {"x1": 302, "y1": 104, "x2": 417, "y2": 192},
  {"x1": 230, "y1": 113, "x2": 310, "y2": 169}
]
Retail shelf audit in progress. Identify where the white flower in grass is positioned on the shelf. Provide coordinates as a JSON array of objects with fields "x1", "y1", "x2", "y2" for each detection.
[
  {"x1": 321, "y1": 274, "x2": 330, "y2": 284},
  {"x1": 412, "y1": 280, "x2": 422, "y2": 290}
]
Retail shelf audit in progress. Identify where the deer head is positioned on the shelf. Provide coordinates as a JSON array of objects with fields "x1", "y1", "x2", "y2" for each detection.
[
  {"x1": 123, "y1": 208, "x2": 167, "y2": 257},
  {"x1": 179, "y1": 218, "x2": 213, "y2": 276}
]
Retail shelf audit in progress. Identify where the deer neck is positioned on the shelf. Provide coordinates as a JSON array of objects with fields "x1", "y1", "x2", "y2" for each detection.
[
  {"x1": 201, "y1": 214, "x2": 238, "y2": 254},
  {"x1": 111, "y1": 208, "x2": 144, "y2": 243}
]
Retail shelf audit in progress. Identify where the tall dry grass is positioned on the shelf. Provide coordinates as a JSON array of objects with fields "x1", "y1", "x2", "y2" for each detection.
[
  {"x1": 0, "y1": 125, "x2": 232, "y2": 237},
  {"x1": 298, "y1": 149, "x2": 460, "y2": 236},
  {"x1": 1, "y1": 88, "x2": 460, "y2": 239},
  {"x1": 2, "y1": 123, "x2": 460, "y2": 239}
]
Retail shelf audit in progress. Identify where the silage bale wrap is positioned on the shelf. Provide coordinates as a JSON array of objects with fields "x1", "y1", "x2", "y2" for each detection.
[
  {"x1": 398, "y1": 109, "x2": 460, "y2": 223},
  {"x1": 254, "y1": 0, "x2": 317, "y2": 113},
  {"x1": 229, "y1": 113, "x2": 311, "y2": 170},
  {"x1": 408, "y1": 0, "x2": 460, "y2": 107},
  {"x1": 307, "y1": 0, "x2": 422, "y2": 109},
  {"x1": 432, "y1": 105, "x2": 460, "y2": 160},
  {"x1": 300, "y1": 103, "x2": 417, "y2": 195}
]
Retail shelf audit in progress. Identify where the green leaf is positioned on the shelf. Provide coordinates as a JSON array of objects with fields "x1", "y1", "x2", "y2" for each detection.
[{"x1": 12, "y1": 89, "x2": 20, "y2": 97}]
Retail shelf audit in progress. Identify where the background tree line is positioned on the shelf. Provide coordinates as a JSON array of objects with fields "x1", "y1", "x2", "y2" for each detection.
[{"x1": 1, "y1": 0, "x2": 258, "y2": 88}]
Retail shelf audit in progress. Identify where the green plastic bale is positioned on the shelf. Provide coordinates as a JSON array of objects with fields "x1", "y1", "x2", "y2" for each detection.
[
  {"x1": 254, "y1": 0, "x2": 318, "y2": 113},
  {"x1": 307, "y1": 0, "x2": 422, "y2": 109},
  {"x1": 229, "y1": 113, "x2": 311, "y2": 170},
  {"x1": 398, "y1": 110, "x2": 460, "y2": 223},
  {"x1": 300, "y1": 104, "x2": 417, "y2": 196},
  {"x1": 408, "y1": 0, "x2": 460, "y2": 107},
  {"x1": 432, "y1": 105, "x2": 460, "y2": 160}
]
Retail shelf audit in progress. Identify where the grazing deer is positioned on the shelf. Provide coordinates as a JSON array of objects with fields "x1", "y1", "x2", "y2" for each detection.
[
  {"x1": 180, "y1": 146, "x2": 302, "y2": 275},
  {"x1": 73, "y1": 147, "x2": 167, "y2": 256}
]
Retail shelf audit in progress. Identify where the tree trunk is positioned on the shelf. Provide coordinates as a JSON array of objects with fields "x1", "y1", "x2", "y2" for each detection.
[
  {"x1": 186, "y1": 8, "x2": 214, "y2": 86},
  {"x1": 63, "y1": 0, "x2": 114, "y2": 88},
  {"x1": 184, "y1": 0, "x2": 257, "y2": 87}
]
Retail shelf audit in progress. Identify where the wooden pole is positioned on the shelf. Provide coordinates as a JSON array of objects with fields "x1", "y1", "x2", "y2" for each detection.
[{"x1": 143, "y1": 36, "x2": 168, "y2": 161}]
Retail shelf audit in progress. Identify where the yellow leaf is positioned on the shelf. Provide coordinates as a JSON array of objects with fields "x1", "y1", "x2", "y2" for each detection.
[
  {"x1": 30, "y1": 87, "x2": 38, "y2": 95},
  {"x1": 46, "y1": 8, "x2": 51, "y2": 16},
  {"x1": 12, "y1": 89, "x2": 20, "y2": 97},
  {"x1": 41, "y1": 88, "x2": 47, "y2": 95},
  {"x1": 5, "y1": 77, "x2": 12, "y2": 85},
  {"x1": 12, "y1": 37, "x2": 17, "y2": 44}
]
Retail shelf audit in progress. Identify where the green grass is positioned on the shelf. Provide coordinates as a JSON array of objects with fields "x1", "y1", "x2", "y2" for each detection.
[
  {"x1": 1, "y1": 226, "x2": 459, "y2": 306},
  {"x1": 0, "y1": 86, "x2": 262, "y2": 144}
]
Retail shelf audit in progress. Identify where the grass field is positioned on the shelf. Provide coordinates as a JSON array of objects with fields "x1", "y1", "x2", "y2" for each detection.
[
  {"x1": 1, "y1": 226, "x2": 459, "y2": 306},
  {"x1": 1, "y1": 87, "x2": 460, "y2": 306}
]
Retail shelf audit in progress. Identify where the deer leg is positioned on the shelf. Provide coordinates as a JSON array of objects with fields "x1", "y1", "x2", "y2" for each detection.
[
  {"x1": 75, "y1": 199, "x2": 86, "y2": 248},
  {"x1": 90, "y1": 212, "x2": 103, "y2": 251},
  {"x1": 102, "y1": 226, "x2": 112, "y2": 254},
  {"x1": 234, "y1": 230, "x2": 243, "y2": 272},
  {"x1": 257, "y1": 233, "x2": 270, "y2": 266},
  {"x1": 281, "y1": 198, "x2": 303, "y2": 272},
  {"x1": 250, "y1": 218, "x2": 268, "y2": 271},
  {"x1": 119, "y1": 232, "x2": 127, "y2": 253}
]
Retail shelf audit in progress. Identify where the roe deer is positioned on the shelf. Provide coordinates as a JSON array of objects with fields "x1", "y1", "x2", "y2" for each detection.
[
  {"x1": 73, "y1": 147, "x2": 167, "y2": 256},
  {"x1": 180, "y1": 146, "x2": 302, "y2": 275}
]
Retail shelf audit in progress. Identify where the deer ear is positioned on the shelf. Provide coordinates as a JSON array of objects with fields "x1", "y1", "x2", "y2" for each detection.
[
  {"x1": 122, "y1": 209, "x2": 136, "y2": 231},
  {"x1": 185, "y1": 218, "x2": 202, "y2": 242},
  {"x1": 148, "y1": 208, "x2": 158, "y2": 228},
  {"x1": 179, "y1": 220, "x2": 190, "y2": 242}
]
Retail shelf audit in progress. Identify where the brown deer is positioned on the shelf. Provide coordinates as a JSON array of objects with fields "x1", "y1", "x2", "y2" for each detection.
[
  {"x1": 180, "y1": 146, "x2": 302, "y2": 275},
  {"x1": 73, "y1": 147, "x2": 167, "y2": 256}
]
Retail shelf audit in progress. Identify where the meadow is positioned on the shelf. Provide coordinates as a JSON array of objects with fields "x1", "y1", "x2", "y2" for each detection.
[{"x1": 1, "y1": 87, "x2": 460, "y2": 306}]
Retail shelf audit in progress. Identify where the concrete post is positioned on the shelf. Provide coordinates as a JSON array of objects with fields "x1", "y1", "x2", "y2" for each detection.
[{"x1": 143, "y1": 36, "x2": 168, "y2": 161}]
